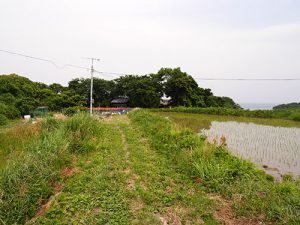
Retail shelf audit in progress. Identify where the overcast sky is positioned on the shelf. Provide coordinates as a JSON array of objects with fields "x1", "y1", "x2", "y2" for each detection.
[{"x1": 1, "y1": 0, "x2": 299, "y2": 107}]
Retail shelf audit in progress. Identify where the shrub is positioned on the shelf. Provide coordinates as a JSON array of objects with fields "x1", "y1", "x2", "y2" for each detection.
[
  {"x1": 290, "y1": 112, "x2": 300, "y2": 121},
  {"x1": 64, "y1": 113, "x2": 99, "y2": 153},
  {"x1": 0, "y1": 114, "x2": 8, "y2": 125},
  {"x1": 0, "y1": 113, "x2": 103, "y2": 223},
  {"x1": 63, "y1": 106, "x2": 87, "y2": 117},
  {"x1": 0, "y1": 129, "x2": 69, "y2": 224},
  {"x1": 0, "y1": 102, "x2": 20, "y2": 119}
]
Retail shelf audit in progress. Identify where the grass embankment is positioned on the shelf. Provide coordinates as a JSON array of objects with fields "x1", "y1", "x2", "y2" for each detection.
[
  {"x1": 156, "y1": 112, "x2": 300, "y2": 132},
  {"x1": 0, "y1": 114, "x2": 102, "y2": 224},
  {"x1": 129, "y1": 110, "x2": 300, "y2": 224},
  {"x1": 1, "y1": 111, "x2": 300, "y2": 224},
  {"x1": 35, "y1": 116, "x2": 217, "y2": 224},
  {"x1": 152, "y1": 107, "x2": 300, "y2": 122}
]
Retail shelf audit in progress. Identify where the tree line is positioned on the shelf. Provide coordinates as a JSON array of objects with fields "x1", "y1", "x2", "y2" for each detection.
[
  {"x1": 273, "y1": 102, "x2": 300, "y2": 110},
  {"x1": 0, "y1": 67, "x2": 240, "y2": 120}
]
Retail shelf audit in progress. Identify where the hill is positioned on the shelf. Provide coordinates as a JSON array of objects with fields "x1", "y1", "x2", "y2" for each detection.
[{"x1": 273, "y1": 102, "x2": 300, "y2": 110}]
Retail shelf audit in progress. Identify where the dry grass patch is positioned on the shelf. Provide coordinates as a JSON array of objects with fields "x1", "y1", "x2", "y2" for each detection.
[{"x1": 209, "y1": 193, "x2": 263, "y2": 225}]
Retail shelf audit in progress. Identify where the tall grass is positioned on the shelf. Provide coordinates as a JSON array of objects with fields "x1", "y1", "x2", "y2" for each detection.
[
  {"x1": 0, "y1": 113, "x2": 101, "y2": 224},
  {"x1": 0, "y1": 122, "x2": 41, "y2": 169},
  {"x1": 129, "y1": 110, "x2": 300, "y2": 224},
  {"x1": 0, "y1": 130, "x2": 69, "y2": 223},
  {"x1": 64, "y1": 113, "x2": 101, "y2": 153}
]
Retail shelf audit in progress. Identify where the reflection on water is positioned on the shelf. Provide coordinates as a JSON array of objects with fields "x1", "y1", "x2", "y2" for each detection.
[{"x1": 201, "y1": 121, "x2": 300, "y2": 179}]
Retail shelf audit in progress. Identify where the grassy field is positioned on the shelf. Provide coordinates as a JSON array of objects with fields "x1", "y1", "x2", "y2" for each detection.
[{"x1": 1, "y1": 111, "x2": 299, "y2": 224}]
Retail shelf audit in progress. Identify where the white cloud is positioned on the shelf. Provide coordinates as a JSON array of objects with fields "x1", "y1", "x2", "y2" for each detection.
[{"x1": 0, "y1": 0, "x2": 299, "y2": 105}]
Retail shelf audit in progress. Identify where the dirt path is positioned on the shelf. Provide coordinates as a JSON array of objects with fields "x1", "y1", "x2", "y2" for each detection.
[
  {"x1": 117, "y1": 118, "x2": 217, "y2": 224},
  {"x1": 33, "y1": 115, "x2": 243, "y2": 224},
  {"x1": 33, "y1": 119, "x2": 132, "y2": 224}
]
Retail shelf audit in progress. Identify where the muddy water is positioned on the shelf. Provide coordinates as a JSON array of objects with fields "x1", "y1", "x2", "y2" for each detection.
[{"x1": 201, "y1": 121, "x2": 300, "y2": 180}]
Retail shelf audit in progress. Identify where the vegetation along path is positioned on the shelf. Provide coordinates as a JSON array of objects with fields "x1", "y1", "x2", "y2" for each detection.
[
  {"x1": 1, "y1": 112, "x2": 299, "y2": 224},
  {"x1": 33, "y1": 115, "x2": 218, "y2": 224}
]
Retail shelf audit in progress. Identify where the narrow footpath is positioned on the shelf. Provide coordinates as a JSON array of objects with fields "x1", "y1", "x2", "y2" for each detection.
[{"x1": 33, "y1": 116, "x2": 220, "y2": 224}]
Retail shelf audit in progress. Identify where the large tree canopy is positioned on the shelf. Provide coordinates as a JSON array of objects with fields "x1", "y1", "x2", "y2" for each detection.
[
  {"x1": 0, "y1": 74, "x2": 85, "y2": 117},
  {"x1": 0, "y1": 69, "x2": 240, "y2": 118},
  {"x1": 68, "y1": 78, "x2": 115, "y2": 106},
  {"x1": 158, "y1": 68, "x2": 199, "y2": 106},
  {"x1": 155, "y1": 67, "x2": 239, "y2": 108},
  {"x1": 113, "y1": 75, "x2": 161, "y2": 108}
]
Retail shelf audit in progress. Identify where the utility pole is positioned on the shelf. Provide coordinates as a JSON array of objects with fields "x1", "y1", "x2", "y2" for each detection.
[{"x1": 87, "y1": 58, "x2": 100, "y2": 115}]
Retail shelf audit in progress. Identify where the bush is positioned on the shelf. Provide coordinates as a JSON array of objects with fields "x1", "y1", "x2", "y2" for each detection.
[
  {"x1": 0, "y1": 114, "x2": 8, "y2": 125},
  {"x1": 64, "y1": 113, "x2": 99, "y2": 153},
  {"x1": 0, "y1": 113, "x2": 103, "y2": 223},
  {"x1": 0, "y1": 102, "x2": 20, "y2": 119},
  {"x1": 63, "y1": 106, "x2": 87, "y2": 117},
  {"x1": 290, "y1": 112, "x2": 300, "y2": 121},
  {"x1": 0, "y1": 129, "x2": 69, "y2": 224}
]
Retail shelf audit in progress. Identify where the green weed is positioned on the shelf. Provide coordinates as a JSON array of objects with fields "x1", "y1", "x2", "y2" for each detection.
[
  {"x1": 0, "y1": 114, "x2": 8, "y2": 126},
  {"x1": 63, "y1": 113, "x2": 100, "y2": 153},
  {"x1": 0, "y1": 113, "x2": 100, "y2": 224},
  {"x1": 129, "y1": 110, "x2": 300, "y2": 223},
  {"x1": 0, "y1": 129, "x2": 70, "y2": 224}
]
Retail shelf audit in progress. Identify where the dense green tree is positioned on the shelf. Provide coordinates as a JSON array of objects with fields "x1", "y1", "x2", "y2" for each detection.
[
  {"x1": 0, "y1": 74, "x2": 86, "y2": 117},
  {"x1": 16, "y1": 97, "x2": 39, "y2": 115},
  {"x1": 157, "y1": 68, "x2": 201, "y2": 106},
  {"x1": 93, "y1": 79, "x2": 115, "y2": 106},
  {"x1": 68, "y1": 78, "x2": 88, "y2": 97},
  {"x1": 0, "y1": 69, "x2": 241, "y2": 119},
  {"x1": 0, "y1": 102, "x2": 20, "y2": 119},
  {"x1": 220, "y1": 97, "x2": 240, "y2": 109},
  {"x1": 49, "y1": 83, "x2": 65, "y2": 94},
  {"x1": 68, "y1": 78, "x2": 115, "y2": 106},
  {"x1": 154, "y1": 68, "x2": 240, "y2": 108},
  {"x1": 0, "y1": 93, "x2": 17, "y2": 105},
  {"x1": 113, "y1": 75, "x2": 161, "y2": 108}
]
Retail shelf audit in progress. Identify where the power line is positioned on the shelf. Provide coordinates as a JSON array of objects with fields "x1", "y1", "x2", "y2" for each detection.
[
  {"x1": 1, "y1": 49, "x2": 300, "y2": 81},
  {"x1": 0, "y1": 49, "x2": 92, "y2": 71},
  {"x1": 86, "y1": 57, "x2": 100, "y2": 115},
  {"x1": 94, "y1": 71, "x2": 300, "y2": 81},
  {"x1": 0, "y1": 49, "x2": 119, "y2": 79},
  {"x1": 193, "y1": 77, "x2": 300, "y2": 81},
  {"x1": 0, "y1": 49, "x2": 65, "y2": 68},
  {"x1": 93, "y1": 69, "x2": 120, "y2": 79},
  {"x1": 93, "y1": 70, "x2": 300, "y2": 81},
  {"x1": 0, "y1": 49, "x2": 110, "y2": 80}
]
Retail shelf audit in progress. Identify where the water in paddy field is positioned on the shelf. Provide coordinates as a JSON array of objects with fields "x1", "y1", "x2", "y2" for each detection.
[{"x1": 201, "y1": 121, "x2": 300, "y2": 180}]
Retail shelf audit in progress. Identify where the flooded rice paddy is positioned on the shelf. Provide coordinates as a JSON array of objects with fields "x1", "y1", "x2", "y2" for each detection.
[
  {"x1": 202, "y1": 121, "x2": 300, "y2": 179},
  {"x1": 158, "y1": 112, "x2": 300, "y2": 179}
]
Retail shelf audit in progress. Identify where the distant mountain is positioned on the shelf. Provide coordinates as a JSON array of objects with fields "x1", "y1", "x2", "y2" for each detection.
[
  {"x1": 273, "y1": 102, "x2": 300, "y2": 110},
  {"x1": 240, "y1": 103, "x2": 277, "y2": 110}
]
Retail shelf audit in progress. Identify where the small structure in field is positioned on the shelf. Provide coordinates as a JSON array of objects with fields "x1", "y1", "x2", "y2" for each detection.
[
  {"x1": 160, "y1": 98, "x2": 172, "y2": 108},
  {"x1": 111, "y1": 97, "x2": 129, "y2": 108},
  {"x1": 31, "y1": 106, "x2": 49, "y2": 116},
  {"x1": 24, "y1": 115, "x2": 31, "y2": 120}
]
